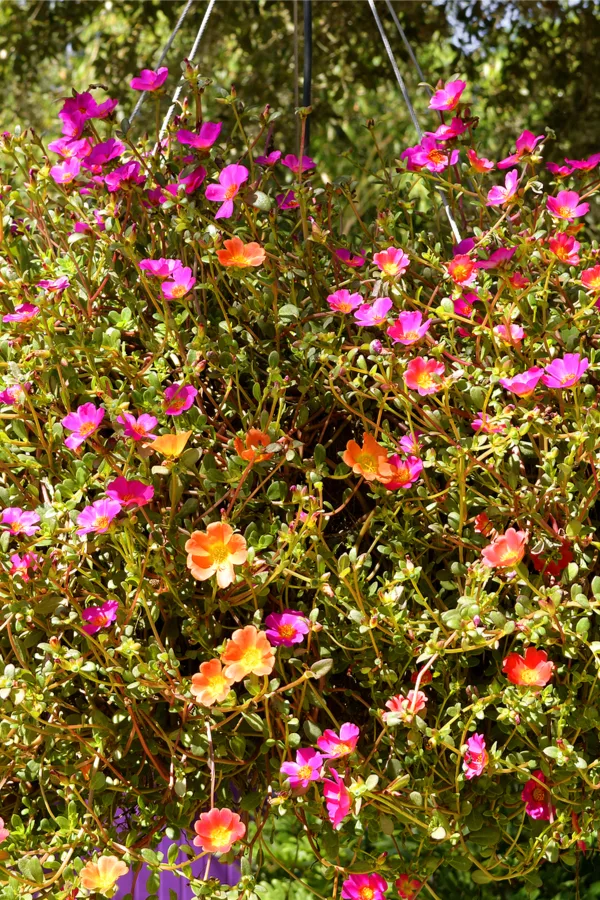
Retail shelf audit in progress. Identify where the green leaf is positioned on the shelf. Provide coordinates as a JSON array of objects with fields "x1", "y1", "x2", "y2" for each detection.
[{"x1": 310, "y1": 658, "x2": 333, "y2": 678}]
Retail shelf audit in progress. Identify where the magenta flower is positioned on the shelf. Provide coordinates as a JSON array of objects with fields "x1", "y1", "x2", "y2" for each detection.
[
  {"x1": 59, "y1": 92, "x2": 117, "y2": 129},
  {"x1": 281, "y1": 154, "x2": 315, "y2": 174},
  {"x1": 322, "y1": 769, "x2": 351, "y2": 829},
  {"x1": 326, "y1": 290, "x2": 363, "y2": 314},
  {"x1": 385, "y1": 454, "x2": 424, "y2": 490},
  {"x1": 76, "y1": 499, "x2": 122, "y2": 536},
  {"x1": 373, "y1": 247, "x2": 409, "y2": 278},
  {"x1": 341, "y1": 874, "x2": 388, "y2": 900},
  {"x1": 463, "y1": 733, "x2": 488, "y2": 780},
  {"x1": 0, "y1": 383, "x2": 29, "y2": 406},
  {"x1": 497, "y1": 130, "x2": 544, "y2": 169},
  {"x1": 522, "y1": 770, "x2": 554, "y2": 821},
  {"x1": 106, "y1": 477, "x2": 154, "y2": 508},
  {"x1": 62, "y1": 403, "x2": 105, "y2": 450},
  {"x1": 50, "y1": 158, "x2": 81, "y2": 184},
  {"x1": 398, "y1": 432, "x2": 421, "y2": 455},
  {"x1": 353, "y1": 297, "x2": 393, "y2": 327},
  {"x1": 499, "y1": 367, "x2": 544, "y2": 398},
  {"x1": 82, "y1": 600, "x2": 119, "y2": 635},
  {"x1": 1, "y1": 507, "x2": 40, "y2": 537},
  {"x1": 38, "y1": 276, "x2": 70, "y2": 292},
  {"x1": 402, "y1": 135, "x2": 458, "y2": 173},
  {"x1": 467, "y1": 148, "x2": 494, "y2": 172},
  {"x1": 546, "y1": 189, "x2": 590, "y2": 220},
  {"x1": 564, "y1": 152, "x2": 600, "y2": 172},
  {"x1": 486, "y1": 169, "x2": 519, "y2": 206},
  {"x1": 177, "y1": 123, "x2": 222, "y2": 150},
  {"x1": 3, "y1": 303, "x2": 39, "y2": 323},
  {"x1": 205, "y1": 164, "x2": 249, "y2": 219},
  {"x1": 280, "y1": 748, "x2": 323, "y2": 790},
  {"x1": 165, "y1": 166, "x2": 207, "y2": 197},
  {"x1": 547, "y1": 162, "x2": 573, "y2": 177},
  {"x1": 433, "y1": 116, "x2": 468, "y2": 140},
  {"x1": 334, "y1": 248, "x2": 365, "y2": 267},
  {"x1": 9, "y1": 552, "x2": 39, "y2": 582},
  {"x1": 471, "y1": 413, "x2": 505, "y2": 434},
  {"x1": 265, "y1": 610, "x2": 309, "y2": 646},
  {"x1": 59, "y1": 110, "x2": 87, "y2": 139},
  {"x1": 161, "y1": 267, "x2": 196, "y2": 300},
  {"x1": 387, "y1": 311, "x2": 430, "y2": 346},
  {"x1": 48, "y1": 137, "x2": 91, "y2": 159},
  {"x1": 116, "y1": 412, "x2": 158, "y2": 441},
  {"x1": 276, "y1": 190, "x2": 299, "y2": 210},
  {"x1": 542, "y1": 353, "x2": 589, "y2": 389},
  {"x1": 163, "y1": 383, "x2": 198, "y2": 415},
  {"x1": 130, "y1": 66, "x2": 168, "y2": 92},
  {"x1": 255, "y1": 150, "x2": 282, "y2": 166},
  {"x1": 139, "y1": 258, "x2": 182, "y2": 279},
  {"x1": 428, "y1": 79, "x2": 466, "y2": 111},
  {"x1": 477, "y1": 247, "x2": 516, "y2": 270},
  {"x1": 317, "y1": 723, "x2": 360, "y2": 759},
  {"x1": 105, "y1": 161, "x2": 145, "y2": 193},
  {"x1": 453, "y1": 237, "x2": 476, "y2": 255},
  {"x1": 404, "y1": 357, "x2": 445, "y2": 396},
  {"x1": 494, "y1": 323, "x2": 524, "y2": 344},
  {"x1": 548, "y1": 232, "x2": 581, "y2": 265},
  {"x1": 83, "y1": 138, "x2": 125, "y2": 172},
  {"x1": 454, "y1": 294, "x2": 476, "y2": 318}
]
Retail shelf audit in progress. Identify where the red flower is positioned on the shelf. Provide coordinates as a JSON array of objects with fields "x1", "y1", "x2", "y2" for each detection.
[{"x1": 502, "y1": 647, "x2": 554, "y2": 687}]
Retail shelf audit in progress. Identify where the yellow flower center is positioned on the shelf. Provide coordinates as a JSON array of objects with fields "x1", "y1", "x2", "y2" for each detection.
[
  {"x1": 94, "y1": 516, "x2": 110, "y2": 531},
  {"x1": 224, "y1": 184, "x2": 238, "y2": 200},
  {"x1": 558, "y1": 205, "x2": 573, "y2": 217},
  {"x1": 356, "y1": 452, "x2": 378, "y2": 473},
  {"x1": 415, "y1": 372, "x2": 433, "y2": 388},
  {"x1": 382, "y1": 262, "x2": 399, "y2": 276},
  {"x1": 359, "y1": 888, "x2": 375, "y2": 900},
  {"x1": 208, "y1": 674, "x2": 228, "y2": 694},
  {"x1": 210, "y1": 824, "x2": 233, "y2": 846},
  {"x1": 428, "y1": 149, "x2": 446, "y2": 165},
  {"x1": 334, "y1": 741, "x2": 352, "y2": 755},
  {"x1": 519, "y1": 668, "x2": 539, "y2": 685},
  {"x1": 79, "y1": 421, "x2": 97, "y2": 436},
  {"x1": 297, "y1": 765, "x2": 314, "y2": 779},
  {"x1": 169, "y1": 284, "x2": 187, "y2": 298},
  {"x1": 278, "y1": 624, "x2": 296, "y2": 639},
  {"x1": 230, "y1": 253, "x2": 249, "y2": 266},
  {"x1": 452, "y1": 263, "x2": 471, "y2": 281},
  {"x1": 240, "y1": 645, "x2": 264, "y2": 670},
  {"x1": 210, "y1": 542, "x2": 231, "y2": 565}
]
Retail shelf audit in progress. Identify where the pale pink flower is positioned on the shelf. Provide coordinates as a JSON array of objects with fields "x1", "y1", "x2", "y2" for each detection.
[
  {"x1": 499, "y1": 367, "x2": 544, "y2": 398},
  {"x1": 76, "y1": 499, "x2": 122, "y2": 536},
  {"x1": 494, "y1": 323, "x2": 524, "y2": 344},
  {"x1": 116, "y1": 412, "x2": 158, "y2": 441},
  {"x1": 486, "y1": 169, "x2": 519, "y2": 206},
  {"x1": 177, "y1": 123, "x2": 222, "y2": 150},
  {"x1": 373, "y1": 247, "x2": 409, "y2": 278},
  {"x1": 383, "y1": 690, "x2": 427, "y2": 724},
  {"x1": 353, "y1": 297, "x2": 393, "y2": 327},
  {"x1": 546, "y1": 190, "x2": 589, "y2": 220},
  {"x1": 61, "y1": 403, "x2": 105, "y2": 450},
  {"x1": 322, "y1": 769, "x2": 351, "y2": 829},
  {"x1": 130, "y1": 67, "x2": 168, "y2": 92},
  {"x1": 497, "y1": 130, "x2": 544, "y2": 169},
  {"x1": 387, "y1": 311, "x2": 431, "y2": 345},
  {"x1": 205, "y1": 163, "x2": 249, "y2": 219},
  {"x1": 404, "y1": 357, "x2": 445, "y2": 395},
  {"x1": 542, "y1": 354, "x2": 589, "y2": 389},
  {"x1": 326, "y1": 290, "x2": 363, "y2": 314},
  {"x1": 463, "y1": 733, "x2": 488, "y2": 779},
  {"x1": 428, "y1": 79, "x2": 466, "y2": 111}
]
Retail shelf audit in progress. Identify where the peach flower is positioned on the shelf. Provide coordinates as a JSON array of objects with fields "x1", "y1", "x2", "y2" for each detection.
[
  {"x1": 222, "y1": 625, "x2": 275, "y2": 681},
  {"x1": 150, "y1": 430, "x2": 192, "y2": 459},
  {"x1": 193, "y1": 807, "x2": 246, "y2": 854},
  {"x1": 191, "y1": 659, "x2": 234, "y2": 706},
  {"x1": 80, "y1": 855, "x2": 129, "y2": 895},
  {"x1": 342, "y1": 433, "x2": 394, "y2": 483},
  {"x1": 185, "y1": 522, "x2": 248, "y2": 588},
  {"x1": 217, "y1": 236, "x2": 266, "y2": 268},
  {"x1": 481, "y1": 527, "x2": 527, "y2": 568}
]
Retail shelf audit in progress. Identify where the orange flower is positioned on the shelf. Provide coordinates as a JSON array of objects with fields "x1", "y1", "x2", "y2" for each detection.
[
  {"x1": 185, "y1": 522, "x2": 248, "y2": 588},
  {"x1": 342, "y1": 433, "x2": 393, "y2": 483},
  {"x1": 222, "y1": 624, "x2": 275, "y2": 681},
  {"x1": 80, "y1": 855, "x2": 128, "y2": 896},
  {"x1": 150, "y1": 430, "x2": 192, "y2": 459},
  {"x1": 193, "y1": 807, "x2": 246, "y2": 854},
  {"x1": 217, "y1": 237, "x2": 266, "y2": 269},
  {"x1": 503, "y1": 647, "x2": 554, "y2": 687},
  {"x1": 191, "y1": 659, "x2": 234, "y2": 706},
  {"x1": 234, "y1": 428, "x2": 273, "y2": 463}
]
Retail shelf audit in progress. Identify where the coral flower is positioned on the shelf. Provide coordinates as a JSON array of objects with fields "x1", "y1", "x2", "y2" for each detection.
[
  {"x1": 9, "y1": 552, "x2": 39, "y2": 581},
  {"x1": 234, "y1": 428, "x2": 273, "y2": 463},
  {"x1": 161, "y1": 266, "x2": 196, "y2": 299},
  {"x1": 497, "y1": 130, "x2": 544, "y2": 168},
  {"x1": 186, "y1": 522, "x2": 248, "y2": 588},
  {"x1": 163, "y1": 383, "x2": 198, "y2": 415},
  {"x1": 1, "y1": 507, "x2": 40, "y2": 536},
  {"x1": 486, "y1": 169, "x2": 519, "y2": 206},
  {"x1": 447, "y1": 254, "x2": 478, "y2": 286},
  {"x1": 82, "y1": 600, "x2": 119, "y2": 635},
  {"x1": 116, "y1": 412, "x2": 158, "y2": 442},
  {"x1": 221, "y1": 625, "x2": 275, "y2": 681},
  {"x1": 3, "y1": 302, "x2": 39, "y2": 323},
  {"x1": 522, "y1": 770, "x2": 555, "y2": 820},
  {"x1": 581, "y1": 265, "x2": 600, "y2": 291},
  {"x1": 467, "y1": 148, "x2": 494, "y2": 172},
  {"x1": 463, "y1": 733, "x2": 488, "y2": 779},
  {"x1": 265, "y1": 609, "x2": 309, "y2": 646},
  {"x1": 50, "y1": 158, "x2": 81, "y2": 184},
  {"x1": 387, "y1": 311, "x2": 431, "y2": 345},
  {"x1": 205, "y1": 163, "x2": 249, "y2": 219},
  {"x1": 150, "y1": 431, "x2": 192, "y2": 459},
  {"x1": 191, "y1": 659, "x2": 234, "y2": 706},
  {"x1": 317, "y1": 723, "x2": 360, "y2": 759},
  {"x1": 384, "y1": 454, "x2": 423, "y2": 490},
  {"x1": 342, "y1": 433, "x2": 394, "y2": 483},
  {"x1": 503, "y1": 648, "x2": 554, "y2": 687},
  {"x1": 326, "y1": 289, "x2": 363, "y2": 314},
  {"x1": 281, "y1": 154, "x2": 316, "y2": 174},
  {"x1": 494, "y1": 323, "x2": 524, "y2": 344},
  {"x1": 77, "y1": 499, "x2": 122, "y2": 536},
  {"x1": 499, "y1": 367, "x2": 544, "y2": 398},
  {"x1": 217, "y1": 237, "x2": 266, "y2": 268},
  {"x1": 542, "y1": 353, "x2": 589, "y2": 388},
  {"x1": 139, "y1": 258, "x2": 183, "y2": 278},
  {"x1": 80, "y1": 856, "x2": 128, "y2": 896},
  {"x1": 481, "y1": 527, "x2": 527, "y2": 568},
  {"x1": 428, "y1": 79, "x2": 466, "y2": 111},
  {"x1": 353, "y1": 297, "x2": 393, "y2": 327},
  {"x1": 373, "y1": 247, "x2": 410, "y2": 278},
  {"x1": 322, "y1": 769, "x2": 351, "y2": 829},
  {"x1": 404, "y1": 357, "x2": 445, "y2": 396},
  {"x1": 61, "y1": 402, "x2": 105, "y2": 450},
  {"x1": 280, "y1": 748, "x2": 323, "y2": 790},
  {"x1": 341, "y1": 873, "x2": 388, "y2": 900},
  {"x1": 130, "y1": 66, "x2": 168, "y2": 91},
  {"x1": 396, "y1": 875, "x2": 422, "y2": 900},
  {"x1": 546, "y1": 189, "x2": 589, "y2": 220},
  {"x1": 177, "y1": 123, "x2": 222, "y2": 150},
  {"x1": 0, "y1": 818, "x2": 8, "y2": 843},
  {"x1": 193, "y1": 808, "x2": 246, "y2": 854},
  {"x1": 531, "y1": 533, "x2": 573, "y2": 579},
  {"x1": 382, "y1": 690, "x2": 427, "y2": 724},
  {"x1": 335, "y1": 248, "x2": 365, "y2": 267},
  {"x1": 106, "y1": 477, "x2": 154, "y2": 508}
]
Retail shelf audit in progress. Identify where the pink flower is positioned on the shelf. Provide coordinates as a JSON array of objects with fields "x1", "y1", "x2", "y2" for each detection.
[
  {"x1": 547, "y1": 162, "x2": 573, "y2": 177},
  {"x1": 548, "y1": 232, "x2": 580, "y2": 265},
  {"x1": 281, "y1": 154, "x2": 315, "y2": 174},
  {"x1": 398, "y1": 432, "x2": 421, "y2": 455},
  {"x1": 477, "y1": 247, "x2": 516, "y2": 269},
  {"x1": 161, "y1": 267, "x2": 196, "y2": 299},
  {"x1": 76, "y1": 499, "x2": 122, "y2": 536},
  {"x1": 176, "y1": 122, "x2": 222, "y2": 150},
  {"x1": 542, "y1": 353, "x2": 589, "y2": 389},
  {"x1": 467, "y1": 148, "x2": 494, "y2": 172},
  {"x1": 82, "y1": 600, "x2": 119, "y2": 635},
  {"x1": 404, "y1": 357, "x2": 445, "y2": 396},
  {"x1": 447, "y1": 254, "x2": 478, "y2": 286},
  {"x1": 428, "y1": 79, "x2": 466, "y2": 111},
  {"x1": 454, "y1": 294, "x2": 476, "y2": 317},
  {"x1": 255, "y1": 150, "x2": 282, "y2": 166},
  {"x1": 387, "y1": 311, "x2": 430, "y2": 345},
  {"x1": 3, "y1": 302, "x2": 39, "y2": 323},
  {"x1": 334, "y1": 248, "x2": 365, "y2": 267},
  {"x1": 280, "y1": 747, "x2": 323, "y2": 790},
  {"x1": 402, "y1": 135, "x2": 458, "y2": 173},
  {"x1": 494, "y1": 323, "x2": 524, "y2": 344},
  {"x1": 9, "y1": 552, "x2": 39, "y2": 582},
  {"x1": 83, "y1": 138, "x2": 125, "y2": 172},
  {"x1": 265, "y1": 610, "x2": 309, "y2": 646},
  {"x1": 205, "y1": 163, "x2": 249, "y2": 219},
  {"x1": 522, "y1": 770, "x2": 554, "y2": 821},
  {"x1": 486, "y1": 169, "x2": 519, "y2": 206},
  {"x1": 139, "y1": 258, "x2": 182, "y2": 279},
  {"x1": 433, "y1": 116, "x2": 468, "y2": 140},
  {"x1": 61, "y1": 403, "x2": 105, "y2": 450},
  {"x1": 582, "y1": 265, "x2": 600, "y2": 291},
  {"x1": 317, "y1": 723, "x2": 360, "y2": 759},
  {"x1": 353, "y1": 297, "x2": 393, "y2": 327},
  {"x1": 326, "y1": 289, "x2": 363, "y2": 313},
  {"x1": 342, "y1": 874, "x2": 388, "y2": 900},
  {"x1": 564, "y1": 153, "x2": 600, "y2": 172},
  {"x1": 497, "y1": 130, "x2": 544, "y2": 168},
  {"x1": 38, "y1": 276, "x2": 70, "y2": 292},
  {"x1": 116, "y1": 412, "x2": 158, "y2": 441},
  {"x1": 105, "y1": 161, "x2": 145, "y2": 193},
  {"x1": 383, "y1": 690, "x2": 427, "y2": 724},
  {"x1": 59, "y1": 92, "x2": 117, "y2": 133},
  {"x1": 499, "y1": 367, "x2": 544, "y2": 398},
  {"x1": 463, "y1": 733, "x2": 488, "y2": 780},
  {"x1": 471, "y1": 413, "x2": 505, "y2": 434},
  {"x1": 481, "y1": 528, "x2": 527, "y2": 568},
  {"x1": 322, "y1": 769, "x2": 351, "y2": 829},
  {"x1": 0, "y1": 383, "x2": 29, "y2": 406},
  {"x1": 48, "y1": 137, "x2": 91, "y2": 159},
  {"x1": 276, "y1": 190, "x2": 299, "y2": 210},
  {"x1": 385, "y1": 454, "x2": 423, "y2": 490},
  {"x1": 130, "y1": 67, "x2": 168, "y2": 91},
  {"x1": 50, "y1": 158, "x2": 81, "y2": 184},
  {"x1": 164, "y1": 166, "x2": 207, "y2": 197},
  {"x1": 509, "y1": 272, "x2": 530, "y2": 289},
  {"x1": 547, "y1": 189, "x2": 589, "y2": 220},
  {"x1": 163, "y1": 383, "x2": 197, "y2": 415},
  {"x1": 106, "y1": 477, "x2": 154, "y2": 508},
  {"x1": 0, "y1": 818, "x2": 9, "y2": 843},
  {"x1": 373, "y1": 247, "x2": 409, "y2": 278},
  {"x1": 1, "y1": 507, "x2": 40, "y2": 537}
]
